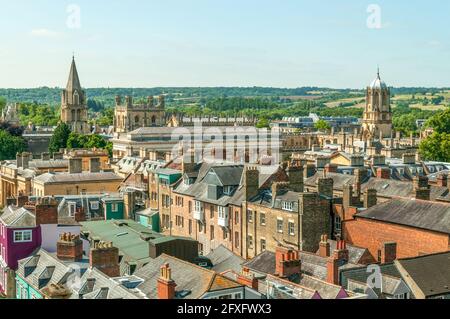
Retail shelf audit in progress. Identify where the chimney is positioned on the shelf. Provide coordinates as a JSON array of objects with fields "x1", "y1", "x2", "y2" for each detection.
[
  {"x1": 41, "y1": 152, "x2": 50, "y2": 161},
  {"x1": 57, "y1": 233, "x2": 83, "y2": 262},
  {"x1": 16, "y1": 152, "x2": 23, "y2": 168},
  {"x1": 414, "y1": 176, "x2": 430, "y2": 201},
  {"x1": 181, "y1": 152, "x2": 196, "y2": 175},
  {"x1": 89, "y1": 241, "x2": 120, "y2": 277},
  {"x1": 275, "y1": 246, "x2": 301, "y2": 278},
  {"x1": 29, "y1": 197, "x2": 58, "y2": 225},
  {"x1": 16, "y1": 193, "x2": 29, "y2": 208},
  {"x1": 53, "y1": 152, "x2": 63, "y2": 160},
  {"x1": 41, "y1": 283, "x2": 72, "y2": 299},
  {"x1": 271, "y1": 182, "x2": 289, "y2": 204},
  {"x1": 286, "y1": 161, "x2": 304, "y2": 192},
  {"x1": 402, "y1": 153, "x2": 416, "y2": 165},
  {"x1": 354, "y1": 168, "x2": 367, "y2": 197},
  {"x1": 303, "y1": 164, "x2": 316, "y2": 179},
  {"x1": 89, "y1": 157, "x2": 101, "y2": 173},
  {"x1": 69, "y1": 158, "x2": 83, "y2": 174},
  {"x1": 317, "y1": 177, "x2": 334, "y2": 199},
  {"x1": 326, "y1": 240, "x2": 348, "y2": 285},
  {"x1": 376, "y1": 167, "x2": 391, "y2": 180},
  {"x1": 157, "y1": 263, "x2": 177, "y2": 299},
  {"x1": 363, "y1": 189, "x2": 377, "y2": 209},
  {"x1": 243, "y1": 166, "x2": 260, "y2": 201},
  {"x1": 21, "y1": 152, "x2": 31, "y2": 169},
  {"x1": 371, "y1": 155, "x2": 386, "y2": 166},
  {"x1": 324, "y1": 164, "x2": 338, "y2": 174},
  {"x1": 343, "y1": 184, "x2": 354, "y2": 211},
  {"x1": 380, "y1": 242, "x2": 397, "y2": 264},
  {"x1": 237, "y1": 267, "x2": 258, "y2": 290},
  {"x1": 318, "y1": 234, "x2": 330, "y2": 258},
  {"x1": 436, "y1": 173, "x2": 448, "y2": 188}
]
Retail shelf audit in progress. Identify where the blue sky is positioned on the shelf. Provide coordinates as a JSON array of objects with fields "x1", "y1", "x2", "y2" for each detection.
[{"x1": 0, "y1": 0, "x2": 449, "y2": 88}]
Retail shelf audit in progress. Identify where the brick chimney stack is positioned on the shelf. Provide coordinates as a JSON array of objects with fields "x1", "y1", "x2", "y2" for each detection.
[
  {"x1": 275, "y1": 246, "x2": 301, "y2": 278},
  {"x1": 414, "y1": 176, "x2": 430, "y2": 201},
  {"x1": 317, "y1": 177, "x2": 334, "y2": 199},
  {"x1": 57, "y1": 232, "x2": 83, "y2": 262},
  {"x1": 286, "y1": 160, "x2": 304, "y2": 192},
  {"x1": 363, "y1": 189, "x2": 378, "y2": 209},
  {"x1": 326, "y1": 240, "x2": 348, "y2": 285},
  {"x1": 89, "y1": 241, "x2": 120, "y2": 277},
  {"x1": 324, "y1": 164, "x2": 338, "y2": 174},
  {"x1": 25, "y1": 197, "x2": 59, "y2": 225},
  {"x1": 157, "y1": 263, "x2": 177, "y2": 299},
  {"x1": 243, "y1": 166, "x2": 260, "y2": 201},
  {"x1": 318, "y1": 234, "x2": 330, "y2": 258},
  {"x1": 376, "y1": 167, "x2": 391, "y2": 180},
  {"x1": 436, "y1": 173, "x2": 448, "y2": 188},
  {"x1": 236, "y1": 267, "x2": 258, "y2": 290},
  {"x1": 380, "y1": 242, "x2": 397, "y2": 264}
]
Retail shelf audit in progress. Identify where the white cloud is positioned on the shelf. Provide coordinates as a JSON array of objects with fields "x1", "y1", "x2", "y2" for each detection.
[{"x1": 30, "y1": 29, "x2": 63, "y2": 38}]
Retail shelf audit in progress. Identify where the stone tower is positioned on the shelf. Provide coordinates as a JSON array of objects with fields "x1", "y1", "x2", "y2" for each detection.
[
  {"x1": 113, "y1": 95, "x2": 166, "y2": 133},
  {"x1": 60, "y1": 57, "x2": 90, "y2": 134},
  {"x1": 362, "y1": 69, "x2": 392, "y2": 139}
]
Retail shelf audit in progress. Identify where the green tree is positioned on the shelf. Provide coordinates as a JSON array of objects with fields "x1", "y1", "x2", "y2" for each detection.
[
  {"x1": 49, "y1": 123, "x2": 71, "y2": 153},
  {"x1": 0, "y1": 96, "x2": 6, "y2": 112},
  {"x1": 314, "y1": 119, "x2": 331, "y2": 131},
  {"x1": 255, "y1": 117, "x2": 270, "y2": 129},
  {"x1": 0, "y1": 130, "x2": 26, "y2": 160},
  {"x1": 419, "y1": 109, "x2": 450, "y2": 161}
]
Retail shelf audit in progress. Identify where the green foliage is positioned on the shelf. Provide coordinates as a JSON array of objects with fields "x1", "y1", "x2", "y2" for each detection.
[
  {"x1": 314, "y1": 119, "x2": 331, "y2": 131},
  {"x1": 419, "y1": 132, "x2": 450, "y2": 162},
  {"x1": 255, "y1": 117, "x2": 270, "y2": 129},
  {"x1": 67, "y1": 133, "x2": 113, "y2": 156},
  {"x1": 0, "y1": 130, "x2": 26, "y2": 160},
  {"x1": 0, "y1": 96, "x2": 6, "y2": 112},
  {"x1": 18, "y1": 103, "x2": 59, "y2": 126},
  {"x1": 95, "y1": 107, "x2": 114, "y2": 126},
  {"x1": 49, "y1": 123, "x2": 71, "y2": 153},
  {"x1": 419, "y1": 109, "x2": 450, "y2": 162}
]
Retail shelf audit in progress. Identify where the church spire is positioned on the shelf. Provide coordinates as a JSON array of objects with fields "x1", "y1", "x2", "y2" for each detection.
[{"x1": 66, "y1": 56, "x2": 82, "y2": 92}]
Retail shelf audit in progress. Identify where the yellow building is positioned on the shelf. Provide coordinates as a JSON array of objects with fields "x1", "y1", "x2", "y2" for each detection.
[
  {"x1": 63, "y1": 148, "x2": 110, "y2": 172},
  {"x1": 32, "y1": 158, "x2": 123, "y2": 197}
]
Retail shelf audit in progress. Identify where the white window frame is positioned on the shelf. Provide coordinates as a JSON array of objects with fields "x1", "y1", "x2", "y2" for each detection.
[
  {"x1": 247, "y1": 234, "x2": 253, "y2": 249},
  {"x1": 223, "y1": 186, "x2": 234, "y2": 195},
  {"x1": 90, "y1": 201, "x2": 100, "y2": 210},
  {"x1": 247, "y1": 210, "x2": 253, "y2": 223},
  {"x1": 288, "y1": 221, "x2": 295, "y2": 236},
  {"x1": 277, "y1": 218, "x2": 283, "y2": 233},
  {"x1": 282, "y1": 201, "x2": 294, "y2": 211},
  {"x1": 14, "y1": 230, "x2": 33, "y2": 243},
  {"x1": 334, "y1": 215, "x2": 342, "y2": 233},
  {"x1": 260, "y1": 212, "x2": 266, "y2": 226},
  {"x1": 111, "y1": 203, "x2": 119, "y2": 213},
  {"x1": 68, "y1": 202, "x2": 77, "y2": 218},
  {"x1": 218, "y1": 206, "x2": 228, "y2": 219},
  {"x1": 194, "y1": 200, "x2": 203, "y2": 213}
]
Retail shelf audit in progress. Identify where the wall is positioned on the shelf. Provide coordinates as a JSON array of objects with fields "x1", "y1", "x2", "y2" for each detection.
[
  {"x1": 39, "y1": 224, "x2": 88, "y2": 255},
  {"x1": 4, "y1": 226, "x2": 41, "y2": 270},
  {"x1": 15, "y1": 275, "x2": 42, "y2": 299},
  {"x1": 344, "y1": 217, "x2": 450, "y2": 260},
  {"x1": 33, "y1": 180, "x2": 122, "y2": 197}
]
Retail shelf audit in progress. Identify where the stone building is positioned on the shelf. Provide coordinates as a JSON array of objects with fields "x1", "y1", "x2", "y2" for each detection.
[
  {"x1": 60, "y1": 57, "x2": 90, "y2": 134},
  {"x1": 362, "y1": 69, "x2": 393, "y2": 139},
  {"x1": 1, "y1": 103, "x2": 20, "y2": 125},
  {"x1": 113, "y1": 95, "x2": 166, "y2": 133}
]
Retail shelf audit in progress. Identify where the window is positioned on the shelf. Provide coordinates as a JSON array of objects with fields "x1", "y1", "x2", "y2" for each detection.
[
  {"x1": 111, "y1": 203, "x2": 118, "y2": 213},
  {"x1": 189, "y1": 220, "x2": 192, "y2": 235},
  {"x1": 223, "y1": 186, "x2": 234, "y2": 195},
  {"x1": 210, "y1": 206, "x2": 215, "y2": 218},
  {"x1": 282, "y1": 201, "x2": 294, "y2": 211},
  {"x1": 260, "y1": 238, "x2": 266, "y2": 252},
  {"x1": 277, "y1": 218, "x2": 283, "y2": 233},
  {"x1": 334, "y1": 215, "x2": 342, "y2": 233},
  {"x1": 234, "y1": 211, "x2": 239, "y2": 225},
  {"x1": 218, "y1": 206, "x2": 228, "y2": 219},
  {"x1": 394, "y1": 293, "x2": 409, "y2": 299},
  {"x1": 194, "y1": 201, "x2": 203, "y2": 213},
  {"x1": 90, "y1": 201, "x2": 99, "y2": 210},
  {"x1": 260, "y1": 213, "x2": 266, "y2": 226},
  {"x1": 247, "y1": 210, "x2": 253, "y2": 223},
  {"x1": 235, "y1": 232, "x2": 240, "y2": 248},
  {"x1": 14, "y1": 230, "x2": 32, "y2": 243},
  {"x1": 210, "y1": 226, "x2": 214, "y2": 240},
  {"x1": 68, "y1": 202, "x2": 77, "y2": 217},
  {"x1": 288, "y1": 221, "x2": 295, "y2": 236},
  {"x1": 223, "y1": 228, "x2": 227, "y2": 240},
  {"x1": 247, "y1": 235, "x2": 253, "y2": 249}
]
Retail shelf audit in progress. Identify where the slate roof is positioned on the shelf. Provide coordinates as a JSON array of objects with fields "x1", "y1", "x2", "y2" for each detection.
[
  {"x1": 206, "y1": 245, "x2": 245, "y2": 274},
  {"x1": 72, "y1": 268, "x2": 139, "y2": 299},
  {"x1": 395, "y1": 251, "x2": 450, "y2": 298},
  {"x1": 355, "y1": 198, "x2": 450, "y2": 234},
  {"x1": 305, "y1": 172, "x2": 357, "y2": 191},
  {"x1": 16, "y1": 248, "x2": 89, "y2": 293},
  {"x1": 0, "y1": 206, "x2": 36, "y2": 228},
  {"x1": 315, "y1": 240, "x2": 368, "y2": 265},
  {"x1": 34, "y1": 172, "x2": 123, "y2": 184},
  {"x1": 131, "y1": 254, "x2": 243, "y2": 299}
]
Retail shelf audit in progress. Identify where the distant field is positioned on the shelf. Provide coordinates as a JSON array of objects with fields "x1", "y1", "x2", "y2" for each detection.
[{"x1": 325, "y1": 97, "x2": 365, "y2": 108}]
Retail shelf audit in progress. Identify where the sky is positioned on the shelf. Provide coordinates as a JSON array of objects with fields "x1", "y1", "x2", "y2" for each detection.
[{"x1": 0, "y1": 0, "x2": 449, "y2": 88}]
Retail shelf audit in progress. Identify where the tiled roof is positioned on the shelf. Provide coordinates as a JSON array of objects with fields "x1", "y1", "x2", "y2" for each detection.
[
  {"x1": 206, "y1": 245, "x2": 245, "y2": 274},
  {"x1": 132, "y1": 254, "x2": 242, "y2": 299},
  {"x1": 34, "y1": 172, "x2": 123, "y2": 184},
  {"x1": 356, "y1": 198, "x2": 450, "y2": 234}
]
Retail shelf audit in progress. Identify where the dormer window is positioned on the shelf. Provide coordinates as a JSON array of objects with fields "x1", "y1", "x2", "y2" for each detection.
[{"x1": 282, "y1": 201, "x2": 294, "y2": 211}]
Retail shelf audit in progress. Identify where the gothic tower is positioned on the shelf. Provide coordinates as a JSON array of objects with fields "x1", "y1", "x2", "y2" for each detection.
[
  {"x1": 60, "y1": 57, "x2": 90, "y2": 134},
  {"x1": 362, "y1": 69, "x2": 392, "y2": 140}
]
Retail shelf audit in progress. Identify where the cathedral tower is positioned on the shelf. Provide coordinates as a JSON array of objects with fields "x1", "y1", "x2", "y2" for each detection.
[
  {"x1": 362, "y1": 69, "x2": 393, "y2": 139},
  {"x1": 60, "y1": 57, "x2": 90, "y2": 134}
]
